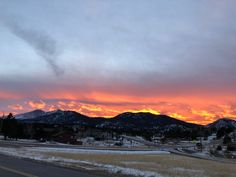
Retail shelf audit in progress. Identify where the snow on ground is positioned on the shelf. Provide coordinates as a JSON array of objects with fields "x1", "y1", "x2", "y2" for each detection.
[
  {"x1": 79, "y1": 136, "x2": 146, "y2": 148},
  {"x1": 31, "y1": 147, "x2": 170, "y2": 155},
  {"x1": 0, "y1": 147, "x2": 168, "y2": 177},
  {"x1": 0, "y1": 136, "x2": 68, "y2": 145},
  {"x1": 0, "y1": 136, "x2": 147, "y2": 148},
  {"x1": 193, "y1": 151, "x2": 211, "y2": 157}
]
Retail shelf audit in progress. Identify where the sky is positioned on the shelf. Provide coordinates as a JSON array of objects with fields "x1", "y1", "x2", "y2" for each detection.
[{"x1": 0, "y1": 0, "x2": 236, "y2": 124}]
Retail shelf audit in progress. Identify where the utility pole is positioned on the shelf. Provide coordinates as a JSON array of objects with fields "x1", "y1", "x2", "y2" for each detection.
[
  {"x1": 1, "y1": 112, "x2": 5, "y2": 118},
  {"x1": 200, "y1": 127, "x2": 203, "y2": 152}
]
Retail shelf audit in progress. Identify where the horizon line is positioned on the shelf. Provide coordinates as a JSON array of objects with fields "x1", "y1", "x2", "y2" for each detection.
[{"x1": 8, "y1": 108, "x2": 236, "y2": 126}]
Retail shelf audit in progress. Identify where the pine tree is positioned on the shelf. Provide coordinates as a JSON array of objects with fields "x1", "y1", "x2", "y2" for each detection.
[{"x1": 2, "y1": 113, "x2": 18, "y2": 140}]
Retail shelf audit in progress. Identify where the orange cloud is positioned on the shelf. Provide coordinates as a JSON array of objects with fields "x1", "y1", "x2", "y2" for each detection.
[
  {"x1": 2, "y1": 88, "x2": 236, "y2": 125},
  {"x1": 169, "y1": 113, "x2": 187, "y2": 121},
  {"x1": 5, "y1": 98, "x2": 236, "y2": 125},
  {"x1": 8, "y1": 104, "x2": 23, "y2": 111},
  {"x1": 27, "y1": 100, "x2": 46, "y2": 109}
]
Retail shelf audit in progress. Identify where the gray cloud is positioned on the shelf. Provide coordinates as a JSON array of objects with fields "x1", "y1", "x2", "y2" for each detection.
[{"x1": 2, "y1": 17, "x2": 63, "y2": 76}]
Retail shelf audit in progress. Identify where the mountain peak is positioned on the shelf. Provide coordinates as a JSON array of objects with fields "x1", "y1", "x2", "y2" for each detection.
[
  {"x1": 207, "y1": 118, "x2": 236, "y2": 130},
  {"x1": 16, "y1": 109, "x2": 45, "y2": 120},
  {"x1": 32, "y1": 109, "x2": 45, "y2": 113},
  {"x1": 47, "y1": 109, "x2": 64, "y2": 114}
]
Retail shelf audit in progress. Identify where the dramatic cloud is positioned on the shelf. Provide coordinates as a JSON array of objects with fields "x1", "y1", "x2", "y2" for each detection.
[
  {"x1": 2, "y1": 16, "x2": 63, "y2": 76},
  {"x1": 0, "y1": 0, "x2": 236, "y2": 124},
  {"x1": 27, "y1": 100, "x2": 46, "y2": 109},
  {"x1": 8, "y1": 104, "x2": 23, "y2": 111},
  {"x1": 1, "y1": 97, "x2": 235, "y2": 124}
]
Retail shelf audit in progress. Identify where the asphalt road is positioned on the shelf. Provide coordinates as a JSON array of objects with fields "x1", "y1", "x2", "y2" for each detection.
[{"x1": 0, "y1": 154, "x2": 100, "y2": 177}]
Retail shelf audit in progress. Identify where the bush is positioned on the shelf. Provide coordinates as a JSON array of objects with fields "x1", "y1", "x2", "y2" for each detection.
[
  {"x1": 216, "y1": 145, "x2": 222, "y2": 151},
  {"x1": 114, "y1": 142, "x2": 123, "y2": 146},
  {"x1": 223, "y1": 135, "x2": 232, "y2": 145},
  {"x1": 227, "y1": 143, "x2": 236, "y2": 151}
]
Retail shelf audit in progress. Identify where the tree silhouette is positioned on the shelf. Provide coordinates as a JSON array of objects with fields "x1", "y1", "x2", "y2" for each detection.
[{"x1": 2, "y1": 113, "x2": 18, "y2": 140}]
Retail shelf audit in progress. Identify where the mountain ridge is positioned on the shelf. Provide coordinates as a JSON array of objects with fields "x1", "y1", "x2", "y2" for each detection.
[
  {"x1": 206, "y1": 118, "x2": 236, "y2": 130},
  {"x1": 16, "y1": 109, "x2": 236, "y2": 126},
  {"x1": 13, "y1": 109, "x2": 236, "y2": 138}
]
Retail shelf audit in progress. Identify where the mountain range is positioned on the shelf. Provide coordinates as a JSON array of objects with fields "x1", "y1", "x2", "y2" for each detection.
[{"x1": 15, "y1": 110, "x2": 236, "y2": 132}]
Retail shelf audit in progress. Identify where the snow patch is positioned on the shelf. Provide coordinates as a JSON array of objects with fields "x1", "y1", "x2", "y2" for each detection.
[
  {"x1": 30, "y1": 147, "x2": 170, "y2": 155},
  {"x1": 0, "y1": 147, "x2": 167, "y2": 177}
]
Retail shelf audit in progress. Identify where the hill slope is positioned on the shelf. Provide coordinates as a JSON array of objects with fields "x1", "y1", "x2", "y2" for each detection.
[
  {"x1": 207, "y1": 118, "x2": 236, "y2": 130},
  {"x1": 18, "y1": 110, "x2": 200, "y2": 132},
  {"x1": 16, "y1": 109, "x2": 46, "y2": 120}
]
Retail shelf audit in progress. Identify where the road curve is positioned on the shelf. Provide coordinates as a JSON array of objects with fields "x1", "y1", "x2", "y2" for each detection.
[{"x1": 0, "y1": 154, "x2": 100, "y2": 177}]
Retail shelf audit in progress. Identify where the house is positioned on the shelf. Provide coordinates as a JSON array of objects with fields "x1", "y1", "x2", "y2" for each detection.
[
  {"x1": 52, "y1": 130, "x2": 78, "y2": 144},
  {"x1": 76, "y1": 126, "x2": 116, "y2": 140}
]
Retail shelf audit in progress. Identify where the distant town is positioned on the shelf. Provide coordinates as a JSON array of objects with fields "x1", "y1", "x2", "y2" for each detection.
[{"x1": 1, "y1": 109, "x2": 236, "y2": 159}]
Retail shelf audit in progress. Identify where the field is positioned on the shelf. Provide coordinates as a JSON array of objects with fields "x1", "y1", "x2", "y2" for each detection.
[
  {"x1": 0, "y1": 145, "x2": 235, "y2": 177},
  {"x1": 45, "y1": 152, "x2": 236, "y2": 177}
]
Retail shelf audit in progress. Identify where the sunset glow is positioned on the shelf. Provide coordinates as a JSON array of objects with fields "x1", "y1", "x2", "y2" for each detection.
[
  {"x1": 3, "y1": 91, "x2": 236, "y2": 124},
  {"x1": 1, "y1": 0, "x2": 236, "y2": 125}
]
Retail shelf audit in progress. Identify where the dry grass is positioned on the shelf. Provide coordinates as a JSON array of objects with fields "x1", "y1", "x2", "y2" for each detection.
[{"x1": 44, "y1": 152, "x2": 236, "y2": 177}]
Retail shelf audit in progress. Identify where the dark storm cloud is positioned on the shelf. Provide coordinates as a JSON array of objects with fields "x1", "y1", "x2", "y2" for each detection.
[{"x1": 2, "y1": 17, "x2": 63, "y2": 76}]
